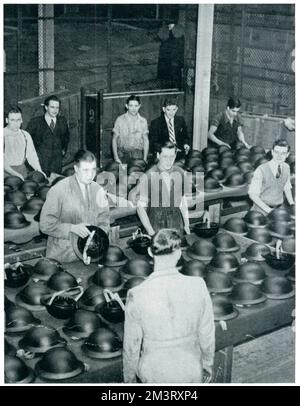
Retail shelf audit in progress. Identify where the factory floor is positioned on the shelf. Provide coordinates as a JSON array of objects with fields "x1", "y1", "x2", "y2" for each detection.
[{"x1": 231, "y1": 326, "x2": 295, "y2": 383}]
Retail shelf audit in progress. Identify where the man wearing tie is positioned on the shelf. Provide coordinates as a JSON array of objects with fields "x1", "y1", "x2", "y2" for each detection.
[
  {"x1": 149, "y1": 97, "x2": 190, "y2": 160},
  {"x1": 26, "y1": 95, "x2": 70, "y2": 176},
  {"x1": 248, "y1": 140, "x2": 294, "y2": 214},
  {"x1": 40, "y1": 150, "x2": 110, "y2": 263}
]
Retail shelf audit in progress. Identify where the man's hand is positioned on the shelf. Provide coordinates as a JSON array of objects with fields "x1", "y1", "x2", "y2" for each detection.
[
  {"x1": 202, "y1": 369, "x2": 212, "y2": 383},
  {"x1": 184, "y1": 144, "x2": 190, "y2": 155},
  {"x1": 70, "y1": 223, "x2": 91, "y2": 238},
  {"x1": 148, "y1": 228, "x2": 155, "y2": 237},
  {"x1": 184, "y1": 225, "x2": 191, "y2": 235},
  {"x1": 115, "y1": 158, "x2": 122, "y2": 165},
  {"x1": 244, "y1": 142, "x2": 251, "y2": 149},
  {"x1": 222, "y1": 142, "x2": 231, "y2": 149}
]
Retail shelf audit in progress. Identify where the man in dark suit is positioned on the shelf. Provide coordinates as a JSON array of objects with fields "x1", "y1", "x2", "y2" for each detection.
[
  {"x1": 149, "y1": 97, "x2": 190, "y2": 160},
  {"x1": 26, "y1": 95, "x2": 70, "y2": 176}
]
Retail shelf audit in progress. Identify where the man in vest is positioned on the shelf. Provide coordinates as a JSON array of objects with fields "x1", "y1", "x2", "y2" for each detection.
[{"x1": 248, "y1": 139, "x2": 294, "y2": 214}]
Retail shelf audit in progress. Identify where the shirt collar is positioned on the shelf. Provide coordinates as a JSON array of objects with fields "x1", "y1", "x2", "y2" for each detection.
[
  {"x1": 224, "y1": 110, "x2": 238, "y2": 123},
  {"x1": 164, "y1": 114, "x2": 174, "y2": 124},
  {"x1": 44, "y1": 113, "x2": 57, "y2": 126},
  {"x1": 125, "y1": 111, "x2": 141, "y2": 121}
]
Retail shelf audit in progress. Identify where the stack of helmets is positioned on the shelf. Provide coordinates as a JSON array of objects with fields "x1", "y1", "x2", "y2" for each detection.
[
  {"x1": 63, "y1": 309, "x2": 105, "y2": 339},
  {"x1": 220, "y1": 150, "x2": 233, "y2": 160},
  {"x1": 5, "y1": 305, "x2": 41, "y2": 334},
  {"x1": 82, "y1": 327, "x2": 122, "y2": 359},
  {"x1": 224, "y1": 165, "x2": 240, "y2": 179},
  {"x1": 5, "y1": 356, "x2": 35, "y2": 383},
  {"x1": 21, "y1": 197, "x2": 44, "y2": 215},
  {"x1": 204, "y1": 176, "x2": 222, "y2": 193},
  {"x1": 218, "y1": 145, "x2": 231, "y2": 154},
  {"x1": 18, "y1": 325, "x2": 66, "y2": 354},
  {"x1": 205, "y1": 271, "x2": 233, "y2": 294},
  {"x1": 184, "y1": 239, "x2": 217, "y2": 262},
  {"x1": 193, "y1": 221, "x2": 219, "y2": 238},
  {"x1": 202, "y1": 147, "x2": 218, "y2": 156},
  {"x1": 247, "y1": 228, "x2": 272, "y2": 244},
  {"x1": 16, "y1": 281, "x2": 51, "y2": 311},
  {"x1": 20, "y1": 180, "x2": 39, "y2": 196},
  {"x1": 4, "y1": 211, "x2": 30, "y2": 229},
  {"x1": 220, "y1": 157, "x2": 234, "y2": 170},
  {"x1": 204, "y1": 161, "x2": 219, "y2": 173},
  {"x1": 261, "y1": 276, "x2": 295, "y2": 299},
  {"x1": 180, "y1": 260, "x2": 208, "y2": 278},
  {"x1": 90, "y1": 267, "x2": 123, "y2": 291},
  {"x1": 5, "y1": 263, "x2": 31, "y2": 288},
  {"x1": 229, "y1": 282, "x2": 266, "y2": 306},
  {"x1": 223, "y1": 218, "x2": 248, "y2": 235},
  {"x1": 243, "y1": 243, "x2": 271, "y2": 262},
  {"x1": 4, "y1": 176, "x2": 23, "y2": 191},
  {"x1": 212, "y1": 233, "x2": 240, "y2": 253},
  {"x1": 32, "y1": 257, "x2": 64, "y2": 281},
  {"x1": 207, "y1": 168, "x2": 225, "y2": 183},
  {"x1": 233, "y1": 262, "x2": 266, "y2": 285},
  {"x1": 78, "y1": 285, "x2": 106, "y2": 311},
  {"x1": 209, "y1": 252, "x2": 239, "y2": 274},
  {"x1": 244, "y1": 211, "x2": 267, "y2": 228},
  {"x1": 100, "y1": 245, "x2": 128, "y2": 268},
  {"x1": 35, "y1": 347, "x2": 84, "y2": 380},
  {"x1": 120, "y1": 259, "x2": 153, "y2": 280},
  {"x1": 47, "y1": 271, "x2": 79, "y2": 291},
  {"x1": 211, "y1": 295, "x2": 238, "y2": 321}
]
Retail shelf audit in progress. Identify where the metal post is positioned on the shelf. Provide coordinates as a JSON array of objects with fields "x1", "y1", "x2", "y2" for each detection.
[
  {"x1": 38, "y1": 4, "x2": 54, "y2": 95},
  {"x1": 238, "y1": 5, "x2": 246, "y2": 98},
  {"x1": 17, "y1": 6, "x2": 22, "y2": 101},
  {"x1": 193, "y1": 5, "x2": 214, "y2": 150},
  {"x1": 107, "y1": 6, "x2": 112, "y2": 92},
  {"x1": 155, "y1": 5, "x2": 159, "y2": 20}
]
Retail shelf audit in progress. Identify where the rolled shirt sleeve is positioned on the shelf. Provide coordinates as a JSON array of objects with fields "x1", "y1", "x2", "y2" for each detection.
[{"x1": 25, "y1": 131, "x2": 43, "y2": 172}]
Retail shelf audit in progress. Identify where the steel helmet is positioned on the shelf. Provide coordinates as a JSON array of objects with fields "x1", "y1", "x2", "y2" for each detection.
[
  {"x1": 193, "y1": 221, "x2": 219, "y2": 238},
  {"x1": 47, "y1": 270, "x2": 78, "y2": 291},
  {"x1": 82, "y1": 327, "x2": 122, "y2": 359},
  {"x1": 207, "y1": 168, "x2": 225, "y2": 182},
  {"x1": 233, "y1": 262, "x2": 266, "y2": 285},
  {"x1": 212, "y1": 233, "x2": 240, "y2": 253},
  {"x1": 219, "y1": 157, "x2": 234, "y2": 169},
  {"x1": 236, "y1": 146, "x2": 251, "y2": 156},
  {"x1": 5, "y1": 263, "x2": 31, "y2": 288},
  {"x1": 100, "y1": 245, "x2": 128, "y2": 267},
  {"x1": 185, "y1": 239, "x2": 217, "y2": 261},
  {"x1": 18, "y1": 325, "x2": 66, "y2": 354},
  {"x1": 251, "y1": 146, "x2": 265, "y2": 155},
  {"x1": 5, "y1": 356, "x2": 35, "y2": 383},
  {"x1": 32, "y1": 257, "x2": 64, "y2": 281},
  {"x1": 27, "y1": 170, "x2": 48, "y2": 186},
  {"x1": 229, "y1": 282, "x2": 266, "y2": 306},
  {"x1": 4, "y1": 211, "x2": 30, "y2": 229},
  {"x1": 223, "y1": 218, "x2": 248, "y2": 235},
  {"x1": 121, "y1": 259, "x2": 153, "y2": 279},
  {"x1": 224, "y1": 165, "x2": 240, "y2": 179},
  {"x1": 244, "y1": 211, "x2": 267, "y2": 228},
  {"x1": 4, "y1": 175, "x2": 23, "y2": 191},
  {"x1": 35, "y1": 347, "x2": 84, "y2": 381},
  {"x1": 123, "y1": 276, "x2": 145, "y2": 291},
  {"x1": 5, "y1": 305, "x2": 41, "y2": 334},
  {"x1": 268, "y1": 207, "x2": 291, "y2": 223},
  {"x1": 223, "y1": 173, "x2": 245, "y2": 188},
  {"x1": 263, "y1": 252, "x2": 295, "y2": 271},
  {"x1": 90, "y1": 267, "x2": 122, "y2": 291},
  {"x1": 205, "y1": 271, "x2": 233, "y2": 294},
  {"x1": 72, "y1": 225, "x2": 109, "y2": 263},
  {"x1": 209, "y1": 252, "x2": 239, "y2": 273},
  {"x1": 127, "y1": 235, "x2": 152, "y2": 255},
  {"x1": 211, "y1": 295, "x2": 238, "y2": 321},
  {"x1": 5, "y1": 339, "x2": 17, "y2": 356},
  {"x1": 36, "y1": 185, "x2": 51, "y2": 201},
  {"x1": 63, "y1": 309, "x2": 104, "y2": 339},
  {"x1": 268, "y1": 221, "x2": 293, "y2": 238},
  {"x1": 247, "y1": 228, "x2": 272, "y2": 244},
  {"x1": 282, "y1": 237, "x2": 295, "y2": 254},
  {"x1": 4, "y1": 201, "x2": 19, "y2": 214},
  {"x1": 20, "y1": 180, "x2": 39, "y2": 195},
  {"x1": 287, "y1": 266, "x2": 295, "y2": 283},
  {"x1": 204, "y1": 176, "x2": 222, "y2": 192},
  {"x1": 243, "y1": 170, "x2": 254, "y2": 184},
  {"x1": 243, "y1": 243, "x2": 271, "y2": 262},
  {"x1": 15, "y1": 281, "x2": 51, "y2": 311},
  {"x1": 96, "y1": 300, "x2": 125, "y2": 324},
  {"x1": 78, "y1": 285, "x2": 106, "y2": 311},
  {"x1": 21, "y1": 196, "x2": 44, "y2": 215},
  {"x1": 261, "y1": 276, "x2": 295, "y2": 299},
  {"x1": 180, "y1": 259, "x2": 208, "y2": 278},
  {"x1": 238, "y1": 161, "x2": 253, "y2": 174}
]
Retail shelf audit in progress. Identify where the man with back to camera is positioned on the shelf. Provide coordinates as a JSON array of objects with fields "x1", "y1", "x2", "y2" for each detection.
[
  {"x1": 248, "y1": 139, "x2": 294, "y2": 214},
  {"x1": 112, "y1": 94, "x2": 149, "y2": 165},
  {"x1": 26, "y1": 95, "x2": 70, "y2": 176},
  {"x1": 208, "y1": 97, "x2": 250, "y2": 149},
  {"x1": 123, "y1": 228, "x2": 215, "y2": 383},
  {"x1": 149, "y1": 97, "x2": 190, "y2": 160},
  {"x1": 40, "y1": 150, "x2": 110, "y2": 263}
]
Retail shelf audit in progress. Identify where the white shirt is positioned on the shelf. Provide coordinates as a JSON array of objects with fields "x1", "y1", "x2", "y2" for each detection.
[
  {"x1": 164, "y1": 115, "x2": 175, "y2": 137},
  {"x1": 44, "y1": 113, "x2": 57, "y2": 127}
]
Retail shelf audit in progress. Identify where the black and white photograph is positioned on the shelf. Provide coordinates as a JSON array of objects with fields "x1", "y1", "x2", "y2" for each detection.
[{"x1": 2, "y1": 1, "x2": 296, "y2": 386}]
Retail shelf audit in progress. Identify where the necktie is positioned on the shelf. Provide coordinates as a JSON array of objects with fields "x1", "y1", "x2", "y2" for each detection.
[
  {"x1": 167, "y1": 119, "x2": 176, "y2": 145},
  {"x1": 276, "y1": 165, "x2": 281, "y2": 179},
  {"x1": 49, "y1": 119, "x2": 55, "y2": 132},
  {"x1": 85, "y1": 184, "x2": 90, "y2": 209}
]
